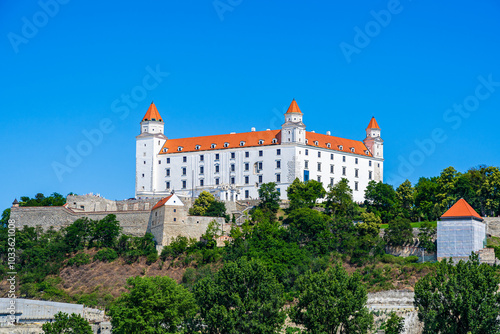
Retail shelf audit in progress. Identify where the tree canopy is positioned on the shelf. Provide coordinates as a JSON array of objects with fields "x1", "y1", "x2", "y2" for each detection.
[
  {"x1": 41, "y1": 312, "x2": 93, "y2": 334},
  {"x1": 287, "y1": 178, "x2": 326, "y2": 211}
]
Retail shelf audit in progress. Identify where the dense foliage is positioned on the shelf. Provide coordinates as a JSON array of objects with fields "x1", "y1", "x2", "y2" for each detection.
[
  {"x1": 415, "y1": 253, "x2": 500, "y2": 334},
  {"x1": 41, "y1": 312, "x2": 93, "y2": 334}
]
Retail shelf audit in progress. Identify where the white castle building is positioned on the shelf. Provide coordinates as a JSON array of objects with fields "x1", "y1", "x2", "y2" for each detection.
[{"x1": 135, "y1": 100, "x2": 384, "y2": 202}]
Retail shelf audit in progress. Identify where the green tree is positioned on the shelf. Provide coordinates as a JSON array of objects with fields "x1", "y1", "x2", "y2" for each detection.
[
  {"x1": 418, "y1": 222, "x2": 436, "y2": 253},
  {"x1": 189, "y1": 191, "x2": 216, "y2": 216},
  {"x1": 364, "y1": 181, "x2": 397, "y2": 223},
  {"x1": 194, "y1": 258, "x2": 286, "y2": 334},
  {"x1": 414, "y1": 254, "x2": 500, "y2": 334},
  {"x1": 64, "y1": 217, "x2": 95, "y2": 252},
  {"x1": 1, "y1": 209, "x2": 10, "y2": 227},
  {"x1": 325, "y1": 178, "x2": 358, "y2": 219},
  {"x1": 414, "y1": 177, "x2": 441, "y2": 221},
  {"x1": 383, "y1": 312, "x2": 404, "y2": 334},
  {"x1": 258, "y1": 182, "x2": 281, "y2": 213},
  {"x1": 384, "y1": 217, "x2": 413, "y2": 247},
  {"x1": 287, "y1": 178, "x2": 326, "y2": 211},
  {"x1": 436, "y1": 166, "x2": 459, "y2": 210},
  {"x1": 90, "y1": 214, "x2": 121, "y2": 248},
  {"x1": 286, "y1": 208, "x2": 331, "y2": 246},
  {"x1": 109, "y1": 276, "x2": 198, "y2": 334},
  {"x1": 204, "y1": 200, "x2": 227, "y2": 218},
  {"x1": 19, "y1": 192, "x2": 66, "y2": 207},
  {"x1": 396, "y1": 179, "x2": 414, "y2": 219},
  {"x1": 290, "y1": 264, "x2": 373, "y2": 333},
  {"x1": 41, "y1": 312, "x2": 93, "y2": 334}
]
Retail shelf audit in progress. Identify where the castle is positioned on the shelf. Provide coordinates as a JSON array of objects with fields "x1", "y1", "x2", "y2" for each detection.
[{"x1": 136, "y1": 100, "x2": 384, "y2": 202}]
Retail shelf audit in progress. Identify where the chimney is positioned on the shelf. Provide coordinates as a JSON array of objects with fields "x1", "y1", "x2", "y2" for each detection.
[
  {"x1": 266, "y1": 129, "x2": 270, "y2": 131},
  {"x1": 311, "y1": 130, "x2": 315, "y2": 133},
  {"x1": 326, "y1": 131, "x2": 331, "y2": 136},
  {"x1": 251, "y1": 127, "x2": 256, "y2": 132},
  {"x1": 230, "y1": 132, "x2": 236, "y2": 134}
]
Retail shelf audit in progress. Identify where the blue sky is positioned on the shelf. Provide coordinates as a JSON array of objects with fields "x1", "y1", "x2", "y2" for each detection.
[{"x1": 1, "y1": 0, "x2": 500, "y2": 210}]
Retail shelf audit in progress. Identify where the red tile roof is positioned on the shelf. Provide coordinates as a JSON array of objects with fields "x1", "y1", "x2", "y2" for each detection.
[
  {"x1": 441, "y1": 198, "x2": 482, "y2": 220},
  {"x1": 159, "y1": 130, "x2": 281, "y2": 154},
  {"x1": 286, "y1": 99, "x2": 302, "y2": 114},
  {"x1": 142, "y1": 102, "x2": 163, "y2": 122},
  {"x1": 366, "y1": 117, "x2": 380, "y2": 129},
  {"x1": 306, "y1": 131, "x2": 372, "y2": 156},
  {"x1": 152, "y1": 195, "x2": 173, "y2": 210}
]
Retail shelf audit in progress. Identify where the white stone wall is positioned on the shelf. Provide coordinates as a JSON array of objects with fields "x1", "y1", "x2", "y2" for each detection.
[{"x1": 437, "y1": 218, "x2": 486, "y2": 259}]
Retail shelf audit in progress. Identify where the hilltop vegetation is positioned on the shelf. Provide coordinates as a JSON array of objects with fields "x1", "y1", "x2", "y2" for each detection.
[{"x1": 2, "y1": 165, "x2": 500, "y2": 333}]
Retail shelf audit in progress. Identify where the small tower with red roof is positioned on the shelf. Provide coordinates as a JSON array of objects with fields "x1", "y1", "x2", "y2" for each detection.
[
  {"x1": 437, "y1": 198, "x2": 486, "y2": 261},
  {"x1": 281, "y1": 99, "x2": 306, "y2": 144},
  {"x1": 363, "y1": 117, "x2": 383, "y2": 159},
  {"x1": 136, "y1": 102, "x2": 168, "y2": 199}
]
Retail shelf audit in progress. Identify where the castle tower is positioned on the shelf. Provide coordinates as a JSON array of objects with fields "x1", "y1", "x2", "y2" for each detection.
[
  {"x1": 437, "y1": 198, "x2": 486, "y2": 261},
  {"x1": 281, "y1": 99, "x2": 306, "y2": 144},
  {"x1": 363, "y1": 117, "x2": 383, "y2": 159},
  {"x1": 136, "y1": 102, "x2": 168, "y2": 198}
]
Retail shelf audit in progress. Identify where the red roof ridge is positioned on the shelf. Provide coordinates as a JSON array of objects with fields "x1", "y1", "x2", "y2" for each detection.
[
  {"x1": 286, "y1": 99, "x2": 302, "y2": 114},
  {"x1": 152, "y1": 194, "x2": 173, "y2": 210},
  {"x1": 441, "y1": 198, "x2": 482, "y2": 220},
  {"x1": 142, "y1": 102, "x2": 163, "y2": 122},
  {"x1": 306, "y1": 131, "x2": 372, "y2": 157},
  {"x1": 366, "y1": 117, "x2": 380, "y2": 130}
]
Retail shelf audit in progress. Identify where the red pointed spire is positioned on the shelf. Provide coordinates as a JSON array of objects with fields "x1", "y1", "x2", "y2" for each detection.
[
  {"x1": 366, "y1": 117, "x2": 380, "y2": 130},
  {"x1": 441, "y1": 198, "x2": 482, "y2": 220},
  {"x1": 285, "y1": 99, "x2": 303, "y2": 114},
  {"x1": 142, "y1": 102, "x2": 163, "y2": 122}
]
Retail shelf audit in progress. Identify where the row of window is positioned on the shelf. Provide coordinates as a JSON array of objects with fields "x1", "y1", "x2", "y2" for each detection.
[{"x1": 174, "y1": 139, "x2": 280, "y2": 152}]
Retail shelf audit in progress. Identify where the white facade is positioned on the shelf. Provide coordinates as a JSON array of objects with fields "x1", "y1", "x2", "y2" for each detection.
[{"x1": 135, "y1": 101, "x2": 384, "y2": 203}]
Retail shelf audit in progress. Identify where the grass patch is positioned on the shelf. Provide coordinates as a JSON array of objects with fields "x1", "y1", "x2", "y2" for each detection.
[{"x1": 380, "y1": 221, "x2": 437, "y2": 229}]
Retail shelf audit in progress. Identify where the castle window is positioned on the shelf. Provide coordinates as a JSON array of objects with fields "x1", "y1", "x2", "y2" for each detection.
[
  {"x1": 231, "y1": 177, "x2": 235, "y2": 184},
  {"x1": 317, "y1": 163, "x2": 321, "y2": 172},
  {"x1": 245, "y1": 151, "x2": 249, "y2": 158},
  {"x1": 342, "y1": 156, "x2": 346, "y2": 162},
  {"x1": 195, "y1": 145, "x2": 200, "y2": 150},
  {"x1": 330, "y1": 165, "x2": 334, "y2": 173},
  {"x1": 259, "y1": 150, "x2": 263, "y2": 157},
  {"x1": 350, "y1": 148, "x2": 355, "y2": 153},
  {"x1": 305, "y1": 139, "x2": 309, "y2": 144},
  {"x1": 318, "y1": 151, "x2": 321, "y2": 158},
  {"x1": 355, "y1": 169, "x2": 359, "y2": 178},
  {"x1": 330, "y1": 154, "x2": 334, "y2": 160},
  {"x1": 277, "y1": 149, "x2": 281, "y2": 156},
  {"x1": 163, "y1": 148, "x2": 168, "y2": 153},
  {"x1": 245, "y1": 190, "x2": 249, "y2": 199},
  {"x1": 330, "y1": 178, "x2": 334, "y2": 186},
  {"x1": 215, "y1": 178, "x2": 220, "y2": 185},
  {"x1": 166, "y1": 158, "x2": 170, "y2": 163},
  {"x1": 258, "y1": 175, "x2": 263, "y2": 183},
  {"x1": 215, "y1": 165, "x2": 220, "y2": 173},
  {"x1": 182, "y1": 167, "x2": 187, "y2": 175},
  {"x1": 369, "y1": 171, "x2": 372, "y2": 180},
  {"x1": 200, "y1": 179, "x2": 204, "y2": 186},
  {"x1": 215, "y1": 153, "x2": 220, "y2": 160},
  {"x1": 211, "y1": 143, "x2": 216, "y2": 149},
  {"x1": 342, "y1": 167, "x2": 346, "y2": 176},
  {"x1": 231, "y1": 152, "x2": 235, "y2": 159},
  {"x1": 276, "y1": 160, "x2": 281, "y2": 169},
  {"x1": 182, "y1": 180, "x2": 186, "y2": 189},
  {"x1": 166, "y1": 181, "x2": 170, "y2": 189},
  {"x1": 183, "y1": 156, "x2": 187, "y2": 163},
  {"x1": 276, "y1": 174, "x2": 281, "y2": 182},
  {"x1": 314, "y1": 141, "x2": 319, "y2": 146},
  {"x1": 142, "y1": 174, "x2": 145, "y2": 177},
  {"x1": 231, "y1": 164, "x2": 235, "y2": 172},
  {"x1": 338, "y1": 145, "x2": 343, "y2": 150},
  {"x1": 174, "y1": 218, "x2": 176, "y2": 222},
  {"x1": 244, "y1": 162, "x2": 249, "y2": 171},
  {"x1": 158, "y1": 160, "x2": 161, "y2": 164},
  {"x1": 272, "y1": 138, "x2": 277, "y2": 144},
  {"x1": 200, "y1": 155, "x2": 204, "y2": 162},
  {"x1": 224, "y1": 142, "x2": 229, "y2": 147},
  {"x1": 305, "y1": 160, "x2": 309, "y2": 169},
  {"x1": 355, "y1": 182, "x2": 359, "y2": 191},
  {"x1": 178, "y1": 146, "x2": 183, "y2": 151},
  {"x1": 259, "y1": 139, "x2": 264, "y2": 145},
  {"x1": 365, "y1": 150, "x2": 370, "y2": 155},
  {"x1": 144, "y1": 161, "x2": 146, "y2": 164},
  {"x1": 355, "y1": 158, "x2": 358, "y2": 164},
  {"x1": 369, "y1": 160, "x2": 372, "y2": 167},
  {"x1": 327, "y1": 143, "x2": 331, "y2": 148},
  {"x1": 174, "y1": 209, "x2": 176, "y2": 212},
  {"x1": 305, "y1": 149, "x2": 309, "y2": 156},
  {"x1": 317, "y1": 176, "x2": 321, "y2": 182},
  {"x1": 166, "y1": 169, "x2": 170, "y2": 177},
  {"x1": 200, "y1": 166, "x2": 204, "y2": 174},
  {"x1": 245, "y1": 176, "x2": 249, "y2": 184},
  {"x1": 240, "y1": 141, "x2": 245, "y2": 146}
]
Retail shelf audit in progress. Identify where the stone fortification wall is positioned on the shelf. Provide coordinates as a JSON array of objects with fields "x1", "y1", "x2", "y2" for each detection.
[
  {"x1": 10, "y1": 206, "x2": 151, "y2": 237},
  {"x1": 484, "y1": 217, "x2": 500, "y2": 237},
  {"x1": 367, "y1": 290, "x2": 422, "y2": 334}
]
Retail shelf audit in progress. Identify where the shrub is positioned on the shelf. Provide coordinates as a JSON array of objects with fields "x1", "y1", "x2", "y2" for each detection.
[
  {"x1": 68, "y1": 253, "x2": 91, "y2": 267},
  {"x1": 93, "y1": 248, "x2": 118, "y2": 262},
  {"x1": 146, "y1": 252, "x2": 158, "y2": 265},
  {"x1": 405, "y1": 256, "x2": 419, "y2": 264}
]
